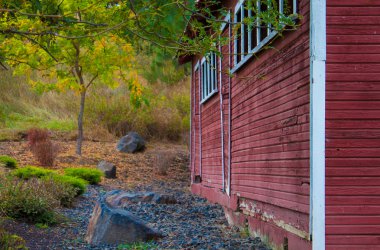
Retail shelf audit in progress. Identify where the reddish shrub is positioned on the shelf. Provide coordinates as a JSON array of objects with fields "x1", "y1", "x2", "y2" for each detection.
[
  {"x1": 27, "y1": 128, "x2": 59, "y2": 166},
  {"x1": 27, "y1": 128, "x2": 49, "y2": 148}
]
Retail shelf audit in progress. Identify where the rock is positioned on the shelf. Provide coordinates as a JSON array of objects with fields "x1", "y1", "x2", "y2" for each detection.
[
  {"x1": 152, "y1": 194, "x2": 177, "y2": 204},
  {"x1": 105, "y1": 190, "x2": 177, "y2": 208},
  {"x1": 85, "y1": 192, "x2": 162, "y2": 245},
  {"x1": 116, "y1": 132, "x2": 145, "y2": 153},
  {"x1": 97, "y1": 161, "x2": 117, "y2": 179}
]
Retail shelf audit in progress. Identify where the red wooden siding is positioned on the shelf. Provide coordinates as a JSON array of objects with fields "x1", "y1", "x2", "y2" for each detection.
[
  {"x1": 326, "y1": 0, "x2": 380, "y2": 248},
  {"x1": 229, "y1": 0, "x2": 310, "y2": 235}
]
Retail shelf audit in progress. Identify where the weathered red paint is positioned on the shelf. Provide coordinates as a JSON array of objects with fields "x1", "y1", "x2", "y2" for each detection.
[
  {"x1": 188, "y1": 0, "x2": 380, "y2": 248},
  {"x1": 325, "y1": 0, "x2": 380, "y2": 249}
]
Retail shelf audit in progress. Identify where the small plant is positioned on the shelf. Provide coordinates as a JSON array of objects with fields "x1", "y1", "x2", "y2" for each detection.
[
  {"x1": 11, "y1": 166, "x2": 55, "y2": 180},
  {"x1": 0, "y1": 228, "x2": 27, "y2": 250},
  {"x1": 153, "y1": 151, "x2": 174, "y2": 176},
  {"x1": 0, "y1": 155, "x2": 18, "y2": 169},
  {"x1": 35, "y1": 223, "x2": 49, "y2": 229},
  {"x1": 64, "y1": 167, "x2": 103, "y2": 185},
  {"x1": 49, "y1": 174, "x2": 88, "y2": 196},
  {"x1": 27, "y1": 128, "x2": 49, "y2": 148},
  {"x1": 27, "y1": 128, "x2": 59, "y2": 166},
  {"x1": 41, "y1": 176, "x2": 78, "y2": 206},
  {"x1": 117, "y1": 241, "x2": 157, "y2": 250},
  {"x1": 0, "y1": 176, "x2": 60, "y2": 224}
]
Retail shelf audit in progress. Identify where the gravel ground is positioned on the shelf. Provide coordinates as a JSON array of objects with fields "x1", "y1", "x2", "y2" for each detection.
[{"x1": 5, "y1": 182, "x2": 270, "y2": 250}]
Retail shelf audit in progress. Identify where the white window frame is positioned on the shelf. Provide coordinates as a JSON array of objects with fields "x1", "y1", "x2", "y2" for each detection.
[
  {"x1": 200, "y1": 52, "x2": 218, "y2": 103},
  {"x1": 232, "y1": 0, "x2": 298, "y2": 73}
]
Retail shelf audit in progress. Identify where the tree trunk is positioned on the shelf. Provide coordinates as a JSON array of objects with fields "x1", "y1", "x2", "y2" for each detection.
[{"x1": 76, "y1": 89, "x2": 86, "y2": 155}]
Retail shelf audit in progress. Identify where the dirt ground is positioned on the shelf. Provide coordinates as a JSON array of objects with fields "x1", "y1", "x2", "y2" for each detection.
[{"x1": 0, "y1": 139, "x2": 190, "y2": 189}]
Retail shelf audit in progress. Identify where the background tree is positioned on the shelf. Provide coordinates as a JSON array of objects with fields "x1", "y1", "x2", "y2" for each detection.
[
  {"x1": 0, "y1": 0, "x2": 298, "y2": 154},
  {"x1": 0, "y1": 0, "x2": 144, "y2": 155}
]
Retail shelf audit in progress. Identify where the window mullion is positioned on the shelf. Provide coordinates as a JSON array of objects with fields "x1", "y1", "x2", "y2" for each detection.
[
  {"x1": 257, "y1": 0, "x2": 261, "y2": 44},
  {"x1": 248, "y1": 8, "x2": 252, "y2": 52},
  {"x1": 241, "y1": 5, "x2": 245, "y2": 59},
  {"x1": 210, "y1": 55, "x2": 214, "y2": 94},
  {"x1": 268, "y1": 0, "x2": 272, "y2": 35},
  {"x1": 207, "y1": 58, "x2": 211, "y2": 96},
  {"x1": 234, "y1": 13, "x2": 238, "y2": 66}
]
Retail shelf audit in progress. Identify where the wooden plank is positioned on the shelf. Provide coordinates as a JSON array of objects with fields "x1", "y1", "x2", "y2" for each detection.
[
  {"x1": 327, "y1": 177, "x2": 380, "y2": 186},
  {"x1": 232, "y1": 179, "x2": 309, "y2": 195},
  {"x1": 326, "y1": 196, "x2": 380, "y2": 205},
  {"x1": 328, "y1": 45, "x2": 380, "y2": 54},
  {"x1": 326, "y1": 216, "x2": 380, "y2": 225},
  {"x1": 327, "y1": 54, "x2": 380, "y2": 63},
  {"x1": 234, "y1": 191, "x2": 309, "y2": 213},
  {"x1": 328, "y1": 7, "x2": 380, "y2": 16},
  {"x1": 326, "y1": 235, "x2": 380, "y2": 245},
  {"x1": 232, "y1": 166, "x2": 309, "y2": 177},
  {"x1": 326, "y1": 205, "x2": 380, "y2": 215},
  {"x1": 326, "y1": 225, "x2": 380, "y2": 235}
]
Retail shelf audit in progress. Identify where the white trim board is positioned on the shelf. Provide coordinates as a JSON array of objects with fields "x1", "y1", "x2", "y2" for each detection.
[{"x1": 309, "y1": 0, "x2": 326, "y2": 249}]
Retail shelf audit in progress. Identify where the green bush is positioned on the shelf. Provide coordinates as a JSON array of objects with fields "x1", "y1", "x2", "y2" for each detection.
[
  {"x1": 64, "y1": 167, "x2": 103, "y2": 185},
  {"x1": 0, "y1": 155, "x2": 18, "y2": 169},
  {"x1": 0, "y1": 176, "x2": 60, "y2": 224},
  {"x1": 0, "y1": 228, "x2": 27, "y2": 250},
  {"x1": 41, "y1": 176, "x2": 78, "y2": 207},
  {"x1": 11, "y1": 166, "x2": 55, "y2": 180},
  {"x1": 49, "y1": 174, "x2": 88, "y2": 196}
]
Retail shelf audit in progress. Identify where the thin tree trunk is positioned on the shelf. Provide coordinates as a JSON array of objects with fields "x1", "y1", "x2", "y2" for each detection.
[{"x1": 76, "y1": 89, "x2": 86, "y2": 155}]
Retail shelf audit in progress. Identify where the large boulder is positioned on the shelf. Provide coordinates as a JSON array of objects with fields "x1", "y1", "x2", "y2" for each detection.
[
  {"x1": 85, "y1": 192, "x2": 162, "y2": 245},
  {"x1": 116, "y1": 132, "x2": 145, "y2": 153},
  {"x1": 97, "y1": 161, "x2": 117, "y2": 179}
]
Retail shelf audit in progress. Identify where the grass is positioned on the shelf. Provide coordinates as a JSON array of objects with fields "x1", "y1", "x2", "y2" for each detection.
[
  {"x1": 0, "y1": 156, "x2": 18, "y2": 169},
  {"x1": 11, "y1": 166, "x2": 55, "y2": 179},
  {"x1": 0, "y1": 227, "x2": 27, "y2": 250},
  {"x1": 117, "y1": 241, "x2": 157, "y2": 250},
  {"x1": 64, "y1": 167, "x2": 103, "y2": 185},
  {"x1": 0, "y1": 66, "x2": 191, "y2": 142},
  {"x1": 49, "y1": 174, "x2": 88, "y2": 196}
]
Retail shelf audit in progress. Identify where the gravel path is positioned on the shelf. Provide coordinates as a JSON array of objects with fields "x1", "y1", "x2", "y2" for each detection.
[{"x1": 5, "y1": 182, "x2": 270, "y2": 250}]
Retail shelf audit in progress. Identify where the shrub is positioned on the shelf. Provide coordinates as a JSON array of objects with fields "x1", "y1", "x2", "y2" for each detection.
[
  {"x1": 32, "y1": 140, "x2": 59, "y2": 166},
  {"x1": 0, "y1": 177, "x2": 60, "y2": 224},
  {"x1": 11, "y1": 166, "x2": 55, "y2": 180},
  {"x1": 49, "y1": 174, "x2": 88, "y2": 196},
  {"x1": 64, "y1": 167, "x2": 103, "y2": 185},
  {"x1": 27, "y1": 128, "x2": 49, "y2": 148},
  {"x1": 40, "y1": 176, "x2": 78, "y2": 207},
  {"x1": 27, "y1": 128, "x2": 59, "y2": 166},
  {"x1": 153, "y1": 151, "x2": 175, "y2": 176},
  {"x1": 0, "y1": 155, "x2": 18, "y2": 169},
  {"x1": 0, "y1": 228, "x2": 27, "y2": 250}
]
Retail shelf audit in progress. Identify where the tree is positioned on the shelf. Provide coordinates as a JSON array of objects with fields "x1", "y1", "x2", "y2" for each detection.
[
  {"x1": 0, "y1": 1, "x2": 144, "y2": 155},
  {"x1": 0, "y1": 0, "x2": 298, "y2": 154}
]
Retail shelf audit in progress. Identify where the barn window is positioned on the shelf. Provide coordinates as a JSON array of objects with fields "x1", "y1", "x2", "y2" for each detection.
[
  {"x1": 233, "y1": 0, "x2": 298, "y2": 72},
  {"x1": 201, "y1": 52, "x2": 218, "y2": 102}
]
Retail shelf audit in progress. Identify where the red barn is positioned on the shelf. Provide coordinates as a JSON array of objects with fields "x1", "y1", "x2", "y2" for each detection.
[{"x1": 182, "y1": 0, "x2": 380, "y2": 249}]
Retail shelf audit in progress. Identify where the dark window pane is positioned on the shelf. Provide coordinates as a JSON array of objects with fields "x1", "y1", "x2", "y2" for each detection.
[
  {"x1": 284, "y1": 0, "x2": 294, "y2": 15},
  {"x1": 244, "y1": 7, "x2": 249, "y2": 55},
  {"x1": 260, "y1": 0, "x2": 268, "y2": 41},
  {"x1": 236, "y1": 9, "x2": 242, "y2": 64}
]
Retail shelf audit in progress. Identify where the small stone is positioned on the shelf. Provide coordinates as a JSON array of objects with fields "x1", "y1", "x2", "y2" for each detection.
[{"x1": 97, "y1": 161, "x2": 117, "y2": 179}]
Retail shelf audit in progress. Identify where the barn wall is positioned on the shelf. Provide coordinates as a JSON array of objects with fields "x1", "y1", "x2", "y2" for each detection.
[
  {"x1": 229, "y1": 0, "x2": 311, "y2": 239},
  {"x1": 326, "y1": 1, "x2": 380, "y2": 248}
]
